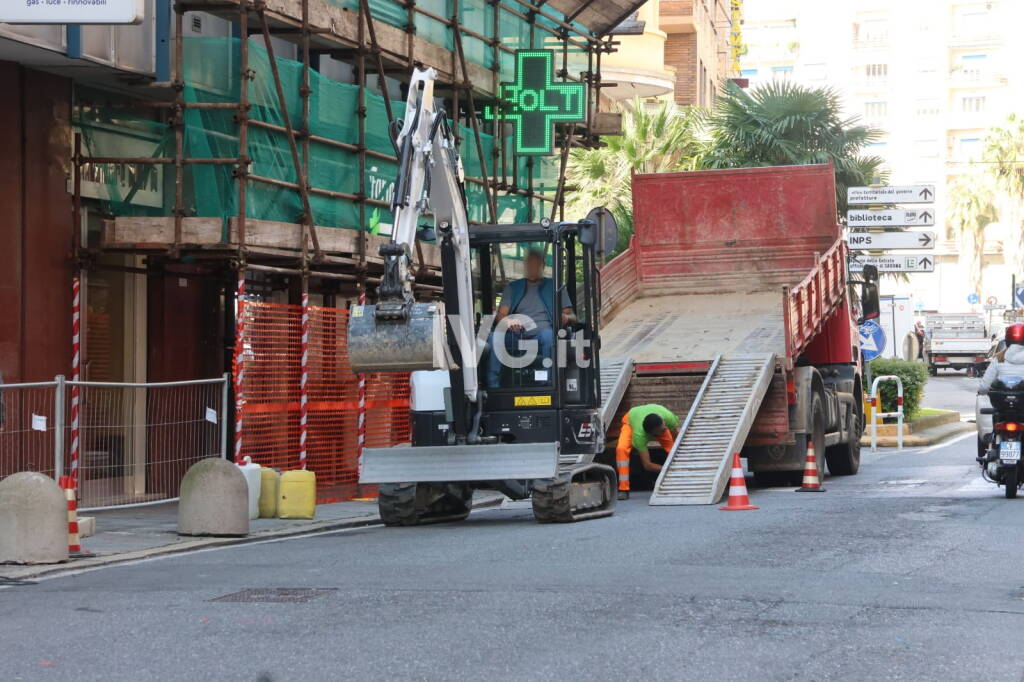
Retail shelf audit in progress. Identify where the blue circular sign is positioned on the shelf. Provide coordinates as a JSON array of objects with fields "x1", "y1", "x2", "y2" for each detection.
[
  {"x1": 968, "y1": 293, "x2": 980, "y2": 305},
  {"x1": 858, "y1": 320, "x2": 886, "y2": 361}
]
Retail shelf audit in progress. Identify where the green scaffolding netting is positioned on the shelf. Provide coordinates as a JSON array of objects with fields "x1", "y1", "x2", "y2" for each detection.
[{"x1": 77, "y1": 36, "x2": 568, "y2": 239}]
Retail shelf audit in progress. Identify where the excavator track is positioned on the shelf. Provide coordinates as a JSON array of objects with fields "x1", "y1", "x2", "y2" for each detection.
[
  {"x1": 531, "y1": 463, "x2": 617, "y2": 523},
  {"x1": 378, "y1": 482, "x2": 474, "y2": 526}
]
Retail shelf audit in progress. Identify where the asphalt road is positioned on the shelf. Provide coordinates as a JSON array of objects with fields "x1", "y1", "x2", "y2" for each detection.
[
  {"x1": 922, "y1": 371, "x2": 981, "y2": 416},
  {"x1": 4, "y1": 385, "x2": 1023, "y2": 681}
]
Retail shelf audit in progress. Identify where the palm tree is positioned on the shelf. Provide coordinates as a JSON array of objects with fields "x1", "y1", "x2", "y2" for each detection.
[
  {"x1": 698, "y1": 80, "x2": 886, "y2": 217},
  {"x1": 566, "y1": 99, "x2": 702, "y2": 255},
  {"x1": 947, "y1": 170, "x2": 998, "y2": 301},
  {"x1": 984, "y1": 114, "x2": 1024, "y2": 275}
]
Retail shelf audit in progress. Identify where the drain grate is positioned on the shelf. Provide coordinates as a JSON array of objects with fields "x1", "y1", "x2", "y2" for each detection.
[{"x1": 210, "y1": 588, "x2": 337, "y2": 604}]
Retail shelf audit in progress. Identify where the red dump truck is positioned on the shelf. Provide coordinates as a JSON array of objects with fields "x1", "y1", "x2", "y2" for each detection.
[{"x1": 599, "y1": 163, "x2": 877, "y2": 504}]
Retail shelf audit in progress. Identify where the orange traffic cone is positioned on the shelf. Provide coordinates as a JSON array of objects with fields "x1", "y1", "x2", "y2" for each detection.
[
  {"x1": 795, "y1": 437, "x2": 826, "y2": 492},
  {"x1": 720, "y1": 453, "x2": 758, "y2": 511}
]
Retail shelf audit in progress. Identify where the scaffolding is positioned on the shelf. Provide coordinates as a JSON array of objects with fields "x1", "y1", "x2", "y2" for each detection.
[{"x1": 72, "y1": 0, "x2": 621, "y2": 291}]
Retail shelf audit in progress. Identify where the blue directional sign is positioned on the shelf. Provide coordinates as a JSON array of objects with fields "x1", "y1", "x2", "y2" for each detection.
[
  {"x1": 967, "y1": 293, "x2": 980, "y2": 305},
  {"x1": 1016, "y1": 287, "x2": 1024, "y2": 309},
  {"x1": 859, "y1": 320, "x2": 886, "y2": 361}
]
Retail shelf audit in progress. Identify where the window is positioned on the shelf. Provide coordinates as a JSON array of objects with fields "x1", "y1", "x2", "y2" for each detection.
[
  {"x1": 865, "y1": 63, "x2": 888, "y2": 79},
  {"x1": 864, "y1": 101, "x2": 888, "y2": 118},
  {"x1": 954, "y1": 4, "x2": 992, "y2": 37},
  {"x1": 803, "y1": 63, "x2": 826, "y2": 80},
  {"x1": 915, "y1": 98, "x2": 941, "y2": 116},
  {"x1": 957, "y1": 53, "x2": 987, "y2": 80},
  {"x1": 772, "y1": 65, "x2": 793, "y2": 81},
  {"x1": 959, "y1": 137, "x2": 981, "y2": 159},
  {"x1": 914, "y1": 139, "x2": 940, "y2": 158},
  {"x1": 859, "y1": 19, "x2": 889, "y2": 42},
  {"x1": 961, "y1": 96, "x2": 986, "y2": 112}
]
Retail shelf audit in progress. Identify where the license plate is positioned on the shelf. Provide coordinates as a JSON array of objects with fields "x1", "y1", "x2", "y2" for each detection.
[{"x1": 1000, "y1": 441, "x2": 1021, "y2": 462}]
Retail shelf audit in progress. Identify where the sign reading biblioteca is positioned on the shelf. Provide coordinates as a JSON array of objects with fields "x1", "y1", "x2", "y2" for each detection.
[
  {"x1": 483, "y1": 50, "x2": 586, "y2": 156},
  {"x1": 2, "y1": 0, "x2": 145, "y2": 24}
]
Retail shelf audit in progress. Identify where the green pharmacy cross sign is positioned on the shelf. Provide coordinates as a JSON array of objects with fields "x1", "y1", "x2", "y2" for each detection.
[{"x1": 483, "y1": 50, "x2": 586, "y2": 156}]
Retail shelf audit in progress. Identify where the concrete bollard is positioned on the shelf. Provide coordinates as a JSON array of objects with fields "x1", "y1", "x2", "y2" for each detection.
[
  {"x1": 177, "y1": 458, "x2": 249, "y2": 537},
  {"x1": 0, "y1": 472, "x2": 69, "y2": 564}
]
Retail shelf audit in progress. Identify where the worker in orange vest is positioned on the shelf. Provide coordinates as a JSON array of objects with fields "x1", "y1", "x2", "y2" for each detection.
[{"x1": 615, "y1": 404, "x2": 679, "y2": 500}]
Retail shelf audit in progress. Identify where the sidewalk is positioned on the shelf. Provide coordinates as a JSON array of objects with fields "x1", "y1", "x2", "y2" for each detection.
[{"x1": 0, "y1": 491, "x2": 504, "y2": 581}]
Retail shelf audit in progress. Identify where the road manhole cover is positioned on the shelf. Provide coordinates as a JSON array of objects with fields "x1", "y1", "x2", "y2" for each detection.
[{"x1": 210, "y1": 588, "x2": 337, "y2": 604}]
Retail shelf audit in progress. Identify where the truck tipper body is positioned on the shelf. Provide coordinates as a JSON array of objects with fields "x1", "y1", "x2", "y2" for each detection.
[{"x1": 599, "y1": 163, "x2": 866, "y2": 504}]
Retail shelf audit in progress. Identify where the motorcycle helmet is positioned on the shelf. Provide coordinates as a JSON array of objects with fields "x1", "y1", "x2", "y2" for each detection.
[{"x1": 1006, "y1": 323, "x2": 1024, "y2": 346}]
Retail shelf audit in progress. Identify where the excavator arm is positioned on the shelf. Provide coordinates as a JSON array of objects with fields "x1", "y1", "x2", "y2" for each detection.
[{"x1": 348, "y1": 67, "x2": 480, "y2": 414}]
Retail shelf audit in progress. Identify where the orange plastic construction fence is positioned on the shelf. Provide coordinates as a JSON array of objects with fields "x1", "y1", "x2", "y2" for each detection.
[{"x1": 236, "y1": 301, "x2": 410, "y2": 501}]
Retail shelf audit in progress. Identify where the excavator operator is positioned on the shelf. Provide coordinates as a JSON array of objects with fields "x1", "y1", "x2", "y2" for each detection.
[
  {"x1": 615, "y1": 404, "x2": 680, "y2": 500},
  {"x1": 486, "y1": 250, "x2": 574, "y2": 389}
]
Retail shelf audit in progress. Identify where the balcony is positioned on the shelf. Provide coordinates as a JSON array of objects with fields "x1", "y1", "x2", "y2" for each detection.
[
  {"x1": 660, "y1": 0, "x2": 694, "y2": 33},
  {"x1": 948, "y1": 68, "x2": 1008, "y2": 88}
]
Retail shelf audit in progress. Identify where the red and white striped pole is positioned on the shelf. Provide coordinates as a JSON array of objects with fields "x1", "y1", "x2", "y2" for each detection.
[
  {"x1": 70, "y1": 276, "x2": 82, "y2": 487},
  {"x1": 299, "y1": 288, "x2": 309, "y2": 470},
  {"x1": 233, "y1": 270, "x2": 246, "y2": 464},
  {"x1": 356, "y1": 287, "x2": 368, "y2": 466}
]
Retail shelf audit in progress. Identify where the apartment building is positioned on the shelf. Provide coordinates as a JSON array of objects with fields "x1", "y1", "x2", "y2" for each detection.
[
  {"x1": 601, "y1": 0, "x2": 738, "y2": 106},
  {"x1": 740, "y1": 0, "x2": 1024, "y2": 312}
]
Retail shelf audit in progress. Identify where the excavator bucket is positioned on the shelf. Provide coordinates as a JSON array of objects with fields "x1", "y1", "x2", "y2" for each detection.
[{"x1": 347, "y1": 302, "x2": 447, "y2": 373}]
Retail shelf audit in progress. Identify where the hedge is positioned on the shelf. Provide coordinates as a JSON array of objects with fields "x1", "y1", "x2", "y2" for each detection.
[{"x1": 864, "y1": 358, "x2": 929, "y2": 420}]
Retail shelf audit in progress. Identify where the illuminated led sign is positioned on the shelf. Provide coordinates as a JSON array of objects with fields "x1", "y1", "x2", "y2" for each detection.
[{"x1": 483, "y1": 50, "x2": 586, "y2": 156}]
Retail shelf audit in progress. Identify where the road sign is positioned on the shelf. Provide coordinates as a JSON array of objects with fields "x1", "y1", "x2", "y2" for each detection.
[
  {"x1": 849, "y1": 255, "x2": 935, "y2": 273},
  {"x1": 987, "y1": 296, "x2": 998, "y2": 305},
  {"x1": 1, "y1": 0, "x2": 144, "y2": 23},
  {"x1": 846, "y1": 208, "x2": 935, "y2": 227},
  {"x1": 859, "y1": 320, "x2": 886, "y2": 361},
  {"x1": 968, "y1": 293, "x2": 980, "y2": 305},
  {"x1": 846, "y1": 231, "x2": 936, "y2": 250},
  {"x1": 848, "y1": 185, "x2": 936, "y2": 205},
  {"x1": 483, "y1": 50, "x2": 585, "y2": 156}
]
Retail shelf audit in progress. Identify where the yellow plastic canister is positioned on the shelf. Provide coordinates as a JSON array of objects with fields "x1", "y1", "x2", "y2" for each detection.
[
  {"x1": 258, "y1": 468, "x2": 280, "y2": 518},
  {"x1": 278, "y1": 469, "x2": 317, "y2": 519}
]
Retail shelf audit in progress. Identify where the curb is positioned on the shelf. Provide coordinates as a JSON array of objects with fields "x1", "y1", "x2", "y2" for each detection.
[
  {"x1": 861, "y1": 420, "x2": 974, "y2": 448},
  {"x1": 0, "y1": 493, "x2": 506, "y2": 582}
]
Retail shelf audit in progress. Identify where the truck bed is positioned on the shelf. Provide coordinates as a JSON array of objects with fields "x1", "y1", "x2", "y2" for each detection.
[{"x1": 600, "y1": 291, "x2": 786, "y2": 364}]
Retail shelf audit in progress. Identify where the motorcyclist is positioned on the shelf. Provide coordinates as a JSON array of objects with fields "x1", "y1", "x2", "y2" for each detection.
[{"x1": 979, "y1": 323, "x2": 1024, "y2": 394}]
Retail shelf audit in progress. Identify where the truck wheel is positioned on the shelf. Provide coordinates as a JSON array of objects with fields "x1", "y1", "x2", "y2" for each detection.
[
  {"x1": 825, "y1": 408, "x2": 861, "y2": 476},
  {"x1": 928, "y1": 366, "x2": 938, "y2": 376},
  {"x1": 810, "y1": 394, "x2": 827, "y2": 482}
]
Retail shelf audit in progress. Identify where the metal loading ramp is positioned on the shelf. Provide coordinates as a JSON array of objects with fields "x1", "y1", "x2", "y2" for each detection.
[{"x1": 649, "y1": 353, "x2": 775, "y2": 505}]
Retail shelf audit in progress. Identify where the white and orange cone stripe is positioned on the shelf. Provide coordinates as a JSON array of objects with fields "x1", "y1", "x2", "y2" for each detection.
[
  {"x1": 720, "y1": 452, "x2": 758, "y2": 511},
  {"x1": 795, "y1": 437, "x2": 826, "y2": 492}
]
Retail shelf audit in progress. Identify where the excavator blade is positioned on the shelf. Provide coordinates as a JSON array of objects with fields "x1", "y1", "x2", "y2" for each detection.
[{"x1": 347, "y1": 302, "x2": 447, "y2": 373}]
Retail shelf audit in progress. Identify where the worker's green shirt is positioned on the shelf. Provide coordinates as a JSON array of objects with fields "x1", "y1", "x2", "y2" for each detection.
[{"x1": 627, "y1": 404, "x2": 680, "y2": 451}]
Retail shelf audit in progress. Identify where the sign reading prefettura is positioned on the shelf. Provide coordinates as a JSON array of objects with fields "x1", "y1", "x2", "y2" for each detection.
[{"x1": 2, "y1": 0, "x2": 145, "y2": 25}]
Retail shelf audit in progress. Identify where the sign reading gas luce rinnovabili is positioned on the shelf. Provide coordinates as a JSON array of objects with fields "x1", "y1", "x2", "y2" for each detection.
[
  {"x1": 847, "y1": 185, "x2": 936, "y2": 205},
  {"x1": 2, "y1": 0, "x2": 144, "y2": 23},
  {"x1": 483, "y1": 50, "x2": 586, "y2": 156}
]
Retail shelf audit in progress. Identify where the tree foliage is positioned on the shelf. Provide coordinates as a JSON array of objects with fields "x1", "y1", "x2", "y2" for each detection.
[
  {"x1": 566, "y1": 98, "x2": 702, "y2": 255},
  {"x1": 697, "y1": 80, "x2": 886, "y2": 216},
  {"x1": 947, "y1": 170, "x2": 998, "y2": 298}
]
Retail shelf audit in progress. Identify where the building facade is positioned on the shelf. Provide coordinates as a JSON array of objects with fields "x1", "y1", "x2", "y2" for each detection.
[{"x1": 741, "y1": 0, "x2": 1024, "y2": 313}]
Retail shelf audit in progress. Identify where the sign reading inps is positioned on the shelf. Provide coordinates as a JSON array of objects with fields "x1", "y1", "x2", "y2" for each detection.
[
  {"x1": 2, "y1": 0, "x2": 145, "y2": 24},
  {"x1": 483, "y1": 51, "x2": 586, "y2": 156}
]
